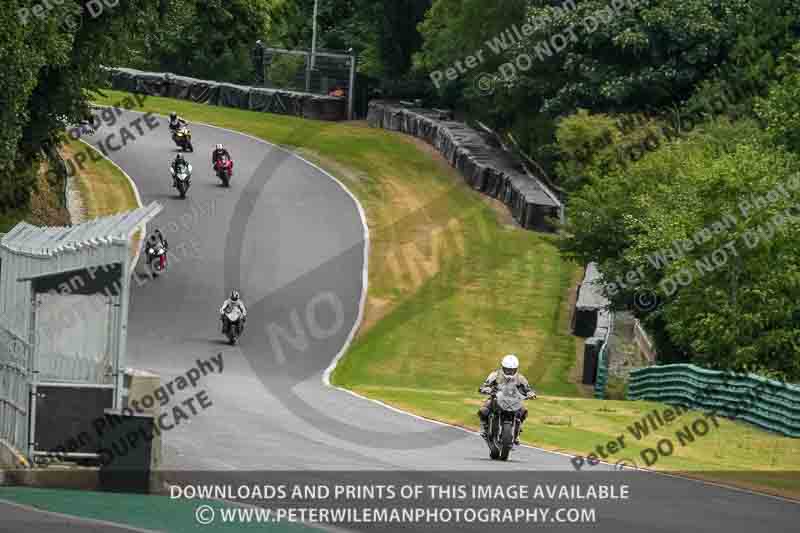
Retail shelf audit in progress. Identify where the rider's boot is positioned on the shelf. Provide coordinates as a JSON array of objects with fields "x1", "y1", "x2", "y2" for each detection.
[
  {"x1": 479, "y1": 421, "x2": 489, "y2": 439},
  {"x1": 515, "y1": 426, "x2": 523, "y2": 446}
]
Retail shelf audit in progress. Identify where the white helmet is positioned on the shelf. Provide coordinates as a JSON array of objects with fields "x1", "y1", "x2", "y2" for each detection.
[
  {"x1": 501, "y1": 354, "x2": 519, "y2": 376},
  {"x1": 215, "y1": 144, "x2": 223, "y2": 151}
]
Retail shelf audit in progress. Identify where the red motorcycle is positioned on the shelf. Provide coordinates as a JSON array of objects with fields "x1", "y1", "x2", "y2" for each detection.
[{"x1": 214, "y1": 155, "x2": 233, "y2": 187}]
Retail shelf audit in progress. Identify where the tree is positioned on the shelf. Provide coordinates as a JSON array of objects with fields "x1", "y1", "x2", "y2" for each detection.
[
  {"x1": 755, "y1": 42, "x2": 800, "y2": 154},
  {"x1": 560, "y1": 119, "x2": 800, "y2": 380},
  {"x1": 1, "y1": 0, "x2": 158, "y2": 212}
]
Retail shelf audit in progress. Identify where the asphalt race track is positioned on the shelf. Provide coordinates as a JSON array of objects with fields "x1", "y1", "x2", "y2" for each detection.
[{"x1": 65, "y1": 110, "x2": 799, "y2": 532}]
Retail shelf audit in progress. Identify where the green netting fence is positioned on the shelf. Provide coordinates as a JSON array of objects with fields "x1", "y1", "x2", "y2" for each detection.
[
  {"x1": 593, "y1": 339, "x2": 610, "y2": 399},
  {"x1": 627, "y1": 364, "x2": 800, "y2": 437}
]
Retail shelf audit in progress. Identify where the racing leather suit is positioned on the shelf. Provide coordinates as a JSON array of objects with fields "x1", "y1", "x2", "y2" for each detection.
[
  {"x1": 220, "y1": 299, "x2": 247, "y2": 333},
  {"x1": 171, "y1": 159, "x2": 189, "y2": 186},
  {"x1": 211, "y1": 148, "x2": 233, "y2": 167},
  {"x1": 478, "y1": 370, "x2": 535, "y2": 440},
  {"x1": 169, "y1": 117, "x2": 187, "y2": 132}
]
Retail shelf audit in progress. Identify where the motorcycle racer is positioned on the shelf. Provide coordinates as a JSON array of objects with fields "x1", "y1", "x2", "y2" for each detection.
[
  {"x1": 145, "y1": 229, "x2": 168, "y2": 273},
  {"x1": 212, "y1": 143, "x2": 232, "y2": 167},
  {"x1": 478, "y1": 354, "x2": 536, "y2": 444},
  {"x1": 171, "y1": 154, "x2": 190, "y2": 187},
  {"x1": 168, "y1": 112, "x2": 187, "y2": 132},
  {"x1": 220, "y1": 290, "x2": 247, "y2": 334}
]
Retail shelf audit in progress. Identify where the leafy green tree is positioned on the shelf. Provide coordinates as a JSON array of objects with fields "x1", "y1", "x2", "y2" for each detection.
[
  {"x1": 1, "y1": 0, "x2": 158, "y2": 212},
  {"x1": 561, "y1": 119, "x2": 800, "y2": 380},
  {"x1": 134, "y1": 0, "x2": 274, "y2": 83},
  {"x1": 755, "y1": 42, "x2": 800, "y2": 154}
]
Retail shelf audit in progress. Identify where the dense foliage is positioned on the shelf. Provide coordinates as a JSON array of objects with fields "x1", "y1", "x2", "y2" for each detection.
[{"x1": 1, "y1": 0, "x2": 158, "y2": 212}]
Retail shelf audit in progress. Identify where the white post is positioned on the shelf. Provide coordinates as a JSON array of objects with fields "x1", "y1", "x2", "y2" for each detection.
[
  {"x1": 310, "y1": 0, "x2": 319, "y2": 70},
  {"x1": 348, "y1": 54, "x2": 356, "y2": 120}
]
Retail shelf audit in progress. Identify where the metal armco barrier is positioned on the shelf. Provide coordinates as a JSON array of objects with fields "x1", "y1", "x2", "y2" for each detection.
[{"x1": 627, "y1": 364, "x2": 800, "y2": 437}]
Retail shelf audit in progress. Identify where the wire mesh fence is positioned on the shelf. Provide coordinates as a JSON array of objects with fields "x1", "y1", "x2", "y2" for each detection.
[{"x1": 253, "y1": 45, "x2": 357, "y2": 119}]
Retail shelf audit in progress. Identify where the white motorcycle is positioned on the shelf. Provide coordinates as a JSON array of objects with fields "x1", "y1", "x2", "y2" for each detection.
[
  {"x1": 170, "y1": 163, "x2": 192, "y2": 199},
  {"x1": 222, "y1": 306, "x2": 245, "y2": 345}
]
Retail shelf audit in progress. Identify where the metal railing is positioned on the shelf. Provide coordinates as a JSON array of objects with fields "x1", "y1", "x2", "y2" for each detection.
[
  {"x1": 593, "y1": 310, "x2": 614, "y2": 399},
  {"x1": 0, "y1": 327, "x2": 30, "y2": 453}
]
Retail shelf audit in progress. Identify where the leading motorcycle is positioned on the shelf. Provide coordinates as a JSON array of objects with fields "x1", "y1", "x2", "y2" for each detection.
[
  {"x1": 172, "y1": 126, "x2": 194, "y2": 152},
  {"x1": 170, "y1": 162, "x2": 193, "y2": 199},
  {"x1": 222, "y1": 306, "x2": 245, "y2": 345},
  {"x1": 480, "y1": 382, "x2": 534, "y2": 461}
]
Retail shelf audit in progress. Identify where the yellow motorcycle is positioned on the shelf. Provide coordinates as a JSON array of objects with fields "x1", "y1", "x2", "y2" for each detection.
[{"x1": 172, "y1": 126, "x2": 194, "y2": 152}]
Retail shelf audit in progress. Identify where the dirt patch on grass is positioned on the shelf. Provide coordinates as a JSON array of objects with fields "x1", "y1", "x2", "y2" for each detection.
[
  {"x1": 28, "y1": 165, "x2": 71, "y2": 227},
  {"x1": 358, "y1": 296, "x2": 392, "y2": 338}
]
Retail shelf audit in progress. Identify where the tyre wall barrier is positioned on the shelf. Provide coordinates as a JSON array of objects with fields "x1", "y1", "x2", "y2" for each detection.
[
  {"x1": 627, "y1": 364, "x2": 800, "y2": 437},
  {"x1": 572, "y1": 263, "x2": 613, "y2": 397},
  {"x1": 105, "y1": 67, "x2": 347, "y2": 121},
  {"x1": 367, "y1": 100, "x2": 562, "y2": 232}
]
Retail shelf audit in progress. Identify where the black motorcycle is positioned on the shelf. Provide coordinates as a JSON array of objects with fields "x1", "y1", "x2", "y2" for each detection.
[{"x1": 481, "y1": 382, "x2": 534, "y2": 461}]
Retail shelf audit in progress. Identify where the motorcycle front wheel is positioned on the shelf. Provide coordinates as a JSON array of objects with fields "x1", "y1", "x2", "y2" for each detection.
[
  {"x1": 500, "y1": 423, "x2": 514, "y2": 461},
  {"x1": 489, "y1": 444, "x2": 500, "y2": 460},
  {"x1": 149, "y1": 256, "x2": 164, "y2": 276}
]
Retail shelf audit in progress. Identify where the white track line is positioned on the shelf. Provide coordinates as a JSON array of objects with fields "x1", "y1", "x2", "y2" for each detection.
[{"x1": 103, "y1": 104, "x2": 799, "y2": 506}]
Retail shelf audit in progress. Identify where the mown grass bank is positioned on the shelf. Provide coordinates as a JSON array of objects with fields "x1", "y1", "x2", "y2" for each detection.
[
  {"x1": 92, "y1": 90, "x2": 800, "y2": 498},
  {"x1": 62, "y1": 138, "x2": 139, "y2": 220}
]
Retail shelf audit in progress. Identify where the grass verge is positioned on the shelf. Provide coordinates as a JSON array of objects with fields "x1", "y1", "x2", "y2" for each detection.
[
  {"x1": 92, "y1": 90, "x2": 800, "y2": 498},
  {"x1": 62, "y1": 139, "x2": 139, "y2": 220},
  {"x1": 61, "y1": 137, "x2": 142, "y2": 258}
]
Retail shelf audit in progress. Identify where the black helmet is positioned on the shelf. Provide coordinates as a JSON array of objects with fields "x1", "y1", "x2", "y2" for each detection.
[
  {"x1": 175, "y1": 154, "x2": 184, "y2": 162},
  {"x1": 170, "y1": 112, "x2": 177, "y2": 120},
  {"x1": 230, "y1": 290, "x2": 240, "y2": 302}
]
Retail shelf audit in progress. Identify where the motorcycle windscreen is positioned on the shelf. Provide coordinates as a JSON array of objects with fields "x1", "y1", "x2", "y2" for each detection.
[
  {"x1": 495, "y1": 381, "x2": 524, "y2": 412},
  {"x1": 35, "y1": 293, "x2": 113, "y2": 384}
]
